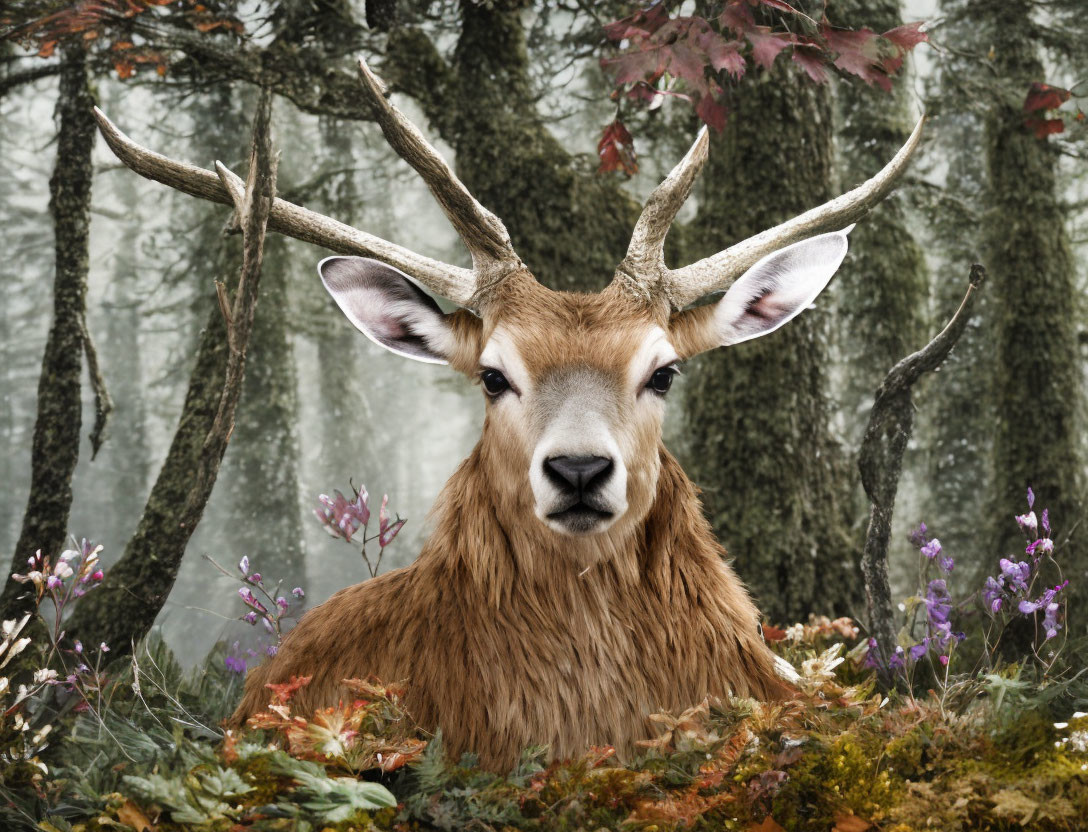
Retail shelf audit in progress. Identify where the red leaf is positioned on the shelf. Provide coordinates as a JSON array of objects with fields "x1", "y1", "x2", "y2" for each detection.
[
  {"x1": 601, "y1": 49, "x2": 664, "y2": 86},
  {"x1": 882, "y1": 21, "x2": 928, "y2": 51},
  {"x1": 603, "y1": 3, "x2": 669, "y2": 42},
  {"x1": 719, "y1": 1, "x2": 754, "y2": 34},
  {"x1": 791, "y1": 46, "x2": 828, "y2": 84},
  {"x1": 762, "y1": 624, "x2": 787, "y2": 642},
  {"x1": 747, "y1": 27, "x2": 793, "y2": 70},
  {"x1": 695, "y1": 93, "x2": 728, "y2": 132},
  {"x1": 694, "y1": 30, "x2": 746, "y2": 79},
  {"x1": 823, "y1": 26, "x2": 883, "y2": 85},
  {"x1": 1024, "y1": 116, "x2": 1064, "y2": 139},
  {"x1": 1023, "y1": 82, "x2": 1072, "y2": 113},
  {"x1": 666, "y1": 41, "x2": 708, "y2": 84},
  {"x1": 597, "y1": 120, "x2": 638, "y2": 176}
]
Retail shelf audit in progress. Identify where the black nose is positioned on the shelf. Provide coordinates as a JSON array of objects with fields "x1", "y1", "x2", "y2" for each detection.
[{"x1": 544, "y1": 455, "x2": 613, "y2": 495}]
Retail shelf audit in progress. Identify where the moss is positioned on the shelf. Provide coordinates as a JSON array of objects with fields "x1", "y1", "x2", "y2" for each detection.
[
  {"x1": 981, "y1": 0, "x2": 1086, "y2": 614},
  {"x1": 682, "y1": 52, "x2": 859, "y2": 624},
  {"x1": 1, "y1": 44, "x2": 96, "y2": 622}
]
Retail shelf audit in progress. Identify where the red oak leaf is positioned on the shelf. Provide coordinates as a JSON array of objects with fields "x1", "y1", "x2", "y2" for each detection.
[
  {"x1": 882, "y1": 21, "x2": 928, "y2": 51},
  {"x1": 719, "y1": 1, "x2": 754, "y2": 34},
  {"x1": 1023, "y1": 82, "x2": 1072, "y2": 113},
  {"x1": 598, "y1": 120, "x2": 638, "y2": 176},
  {"x1": 791, "y1": 45, "x2": 828, "y2": 84},
  {"x1": 1025, "y1": 117, "x2": 1064, "y2": 139},
  {"x1": 747, "y1": 27, "x2": 793, "y2": 70},
  {"x1": 695, "y1": 93, "x2": 728, "y2": 132},
  {"x1": 694, "y1": 30, "x2": 746, "y2": 79}
]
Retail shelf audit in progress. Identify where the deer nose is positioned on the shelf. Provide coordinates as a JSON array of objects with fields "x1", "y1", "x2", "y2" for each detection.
[{"x1": 544, "y1": 455, "x2": 613, "y2": 495}]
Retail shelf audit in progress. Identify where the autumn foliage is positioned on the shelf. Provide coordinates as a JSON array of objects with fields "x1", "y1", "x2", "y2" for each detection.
[{"x1": 596, "y1": 0, "x2": 927, "y2": 173}]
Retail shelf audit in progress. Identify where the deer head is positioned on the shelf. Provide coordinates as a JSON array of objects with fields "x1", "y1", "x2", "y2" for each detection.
[{"x1": 93, "y1": 60, "x2": 922, "y2": 550}]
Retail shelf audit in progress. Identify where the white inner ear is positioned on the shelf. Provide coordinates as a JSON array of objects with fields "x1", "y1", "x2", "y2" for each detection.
[
  {"x1": 319, "y1": 256, "x2": 456, "y2": 365},
  {"x1": 714, "y1": 229, "x2": 851, "y2": 347}
]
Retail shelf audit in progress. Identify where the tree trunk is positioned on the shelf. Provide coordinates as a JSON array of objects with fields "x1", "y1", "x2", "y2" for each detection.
[
  {"x1": 983, "y1": 0, "x2": 1084, "y2": 589},
  {"x1": 833, "y1": 0, "x2": 929, "y2": 445},
  {"x1": 222, "y1": 233, "x2": 306, "y2": 580},
  {"x1": 1, "y1": 44, "x2": 95, "y2": 621},
  {"x1": 65, "y1": 92, "x2": 278, "y2": 651},
  {"x1": 385, "y1": 0, "x2": 642, "y2": 293},
  {"x1": 682, "y1": 60, "x2": 859, "y2": 625}
]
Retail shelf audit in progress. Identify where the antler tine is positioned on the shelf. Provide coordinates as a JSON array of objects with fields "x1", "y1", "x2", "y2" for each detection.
[
  {"x1": 93, "y1": 107, "x2": 479, "y2": 307},
  {"x1": 357, "y1": 59, "x2": 522, "y2": 283},
  {"x1": 612, "y1": 126, "x2": 710, "y2": 307},
  {"x1": 663, "y1": 115, "x2": 926, "y2": 309}
]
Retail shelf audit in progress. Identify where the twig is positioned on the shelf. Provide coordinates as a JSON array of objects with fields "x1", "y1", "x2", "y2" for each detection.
[
  {"x1": 78, "y1": 312, "x2": 113, "y2": 459},
  {"x1": 858, "y1": 263, "x2": 986, "y2": 686}
]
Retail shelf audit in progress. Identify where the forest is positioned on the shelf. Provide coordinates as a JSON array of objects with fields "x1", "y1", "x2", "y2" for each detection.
[{"x1": 2, "y1": 0, "x2": 1088, "y2": 828}]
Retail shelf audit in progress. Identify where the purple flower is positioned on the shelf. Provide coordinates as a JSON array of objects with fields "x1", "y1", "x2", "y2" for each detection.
[
  {"x1": 983, "y1": 576, "x2": 1004, "y2": 613},
  {"x1": 909, "y1": 641, "x2": 929, "y2": 662},
  {"x1": 315, "y1": 488, "x2": 370, "y2": 542},
  {"x1": 1043, "y1": 602, "x2": 1062, "y2": 640},
  {"x1": 888, "y1": 646, "x2": 906, "y2": 671},
  {"x1": 864, "y1": 638, "x2": 881, "y2": 669},
  {"x1": 266, "y1": 644, "x2": 278, "y2": 657},
  {"x1": 1042, "y1": 508, "x2": 1050, "y2": 537},
  {"x1": 276, "y1": 596, "x2": 289, "y2": 612},
  {"x1": 1016, "y1": 511, "x2": 1038, "y2": 534},
  {"x1": 999, "y1": 558, "x2": 1031, "y2": 593},
  {"x1": 908, "y1": 522, "x2": 928, "y2": 549},
  {"x1": 939, "y1": 555, "x2": 955, "y2": 573},
  {"x1": 243, "y1": 611, "x2": 258, "y2": 625},
  {"x1": 938, "y1": 654, "x2": 949, "y2": 666},
  {"x1": 1027, "y1": 487, "x2": 1035, "y2": 509},
  {"x1": 238, "y1": 556, "x2": 250, "y2": 576},
  {"x1": 921, "y1": 538, "x2": 942, "y2": 560},
  {"x1": 238, "y1": 587, "x2": 267, "y2": 613},
  {"x1": 262, "y1": 617, "x2": 274, "y2": 634},
  {"x1": 291, "y1": 587, "x2": 305, "y2": 598},
  {"x1": 248, "y1": 573, "x2": 263, "y2": 585},
  {"x1": 225, "y1": 655, "x2": 247, "y2": 674},
  {"x1": 1027, "y1": 537, "x2": 1054, "y2": 557}
]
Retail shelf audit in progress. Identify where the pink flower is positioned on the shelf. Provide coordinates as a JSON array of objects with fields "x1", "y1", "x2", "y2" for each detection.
[{"x1": 315, "y1": 488, "x2": 370, "y2": 542}]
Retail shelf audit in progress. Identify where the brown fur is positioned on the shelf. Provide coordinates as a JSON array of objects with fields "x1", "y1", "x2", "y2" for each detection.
[{"x1": 231, "y1": 275, "x2": 791, "y2": 771}]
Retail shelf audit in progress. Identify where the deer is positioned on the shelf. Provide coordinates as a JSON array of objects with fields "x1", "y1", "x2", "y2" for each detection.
[{"x1": 94, "y1": 59, "x2": 922, "y2": 772}]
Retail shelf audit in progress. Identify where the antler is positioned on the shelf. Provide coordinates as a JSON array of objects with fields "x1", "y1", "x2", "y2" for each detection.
[
  {"x1": 613, "y1": 116, "x2": 926, "y2": 310},
  {"x1": 93, "y1": 59, "x2": 525, "y2": 310}
]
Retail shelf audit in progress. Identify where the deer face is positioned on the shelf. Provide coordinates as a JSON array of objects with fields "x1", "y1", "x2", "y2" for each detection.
[{"x1": 319, "y1": 227, "x2": 850, "y2": 538}]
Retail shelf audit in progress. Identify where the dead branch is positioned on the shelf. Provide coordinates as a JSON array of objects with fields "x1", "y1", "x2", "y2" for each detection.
[
  {"x1": 78, "y1": 312, "x2": 113, "y2": 459},
  {"x1": 858, "y1": 263, "x2": 986, "y2": 682}
]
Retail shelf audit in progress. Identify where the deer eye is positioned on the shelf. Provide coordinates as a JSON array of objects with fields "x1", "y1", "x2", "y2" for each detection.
[
  {"x1": 480, "y1": 368, "x2": 510, "y2": 397},
  {"x1": 647, "y1": 366, "x2": 677, "y2": 395}
]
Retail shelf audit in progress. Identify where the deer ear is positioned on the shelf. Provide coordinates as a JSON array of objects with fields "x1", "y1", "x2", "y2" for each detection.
[
  {"x1": 318, "y1": 256, "x2": 457, "y2": 364},
  {"x1": 711, "y1": 229, "x2": 850, "y2": 347}
]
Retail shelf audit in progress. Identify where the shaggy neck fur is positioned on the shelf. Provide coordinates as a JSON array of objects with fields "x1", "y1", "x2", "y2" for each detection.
[{"x1": 233, "y1": 436, "x2": 789, "y2": 771}]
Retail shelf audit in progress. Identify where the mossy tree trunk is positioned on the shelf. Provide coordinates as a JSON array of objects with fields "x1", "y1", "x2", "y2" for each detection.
[
  {"x1": 982, "y1": 0, "x2": 1084, "y2": 582},
  {"x1": 682, "y1": 60, "x2": 859, "y2": 625},
  {"x1": 833, "y1": 0, "x2": 929, "y2": 444},
  {"x1": 1, "y1": 44, "x2": 95, "y2": 621},
  {"x1": 386, "y1": 0, "x2": 641, "y2": 293},
  {"x1": 222, "y1": 234, "x2": 306, "y2": 580}
]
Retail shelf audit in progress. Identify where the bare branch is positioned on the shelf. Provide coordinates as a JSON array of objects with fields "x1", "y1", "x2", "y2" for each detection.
[
  {"x1": 78, "y1": 312, "x2": 113, "y2": 459},
  {"x1": 858, "y1": 263, "x2": 986, "y2": 683}
]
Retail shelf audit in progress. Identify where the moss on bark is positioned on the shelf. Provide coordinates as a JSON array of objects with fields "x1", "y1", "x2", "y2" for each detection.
[
  {"x1": 386, "y1": 1, "x2": 642, "y2": 293},
  {"x1": 681, "y1": 61, "x2": 859, "y2": 625},
  {"x1": 833, "y1": 0, "x2": 929, "y2": 446},
  {"x1": 982, "y1": 0, "x2": 1084, "y2": 583},
  {"x1": 2, "y1": 44, "x2": 95, "y2": 621}
]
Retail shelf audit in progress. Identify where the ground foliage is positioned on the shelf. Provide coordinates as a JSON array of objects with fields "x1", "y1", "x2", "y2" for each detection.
[{"x1": 2, "y1": 619, "x2": 1087, "y2": 831}]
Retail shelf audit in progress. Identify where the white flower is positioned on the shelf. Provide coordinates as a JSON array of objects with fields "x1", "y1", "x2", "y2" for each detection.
[
  {"x1": 785, "y1": 623, "x2": 805, "y2": 642},
  {"x1": 32, "y1": 668, "x2": 58, "y2": 684},
  {"x1": 53, "y1": 561, "x2": 73, "y2": 580},
  {"x1": 1070, "y1": 731, "x2": 1088, "y2": 753}
]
